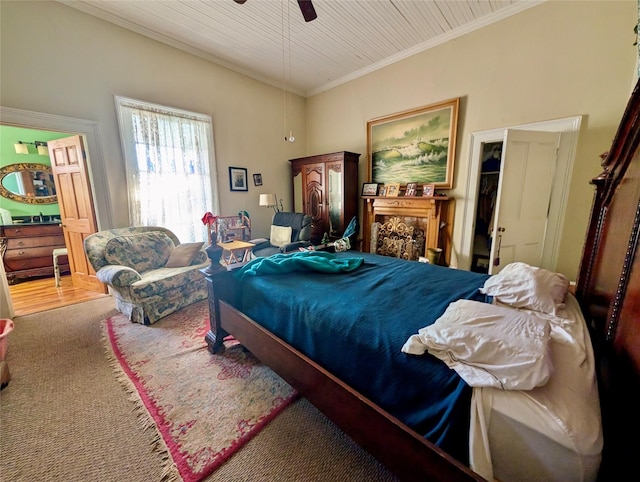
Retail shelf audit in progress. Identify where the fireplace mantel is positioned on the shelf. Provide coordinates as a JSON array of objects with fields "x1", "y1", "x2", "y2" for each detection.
[{"x1": 362, "y1": 196, "x2": 454, "y2": 265}]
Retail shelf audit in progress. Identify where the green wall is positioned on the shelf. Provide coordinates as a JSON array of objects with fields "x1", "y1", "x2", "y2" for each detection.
[{"x1": 0, "y1": 125, "x2": 69, "y2": 218}]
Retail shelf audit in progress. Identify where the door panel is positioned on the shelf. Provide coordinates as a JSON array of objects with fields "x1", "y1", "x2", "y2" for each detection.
[
  {"x1": 489, "y1": 129, "x2": 560, "y2": 274},
  {"x1": 48, "y1": 135, "x2": 106, "y2": 293}
]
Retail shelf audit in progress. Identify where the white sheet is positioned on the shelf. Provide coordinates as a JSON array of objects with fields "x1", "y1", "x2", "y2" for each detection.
[
  {"x1": 469, "y1": 294, "x2": 603, "y2": 482},
  {"x1": 402, "y1": 300, "x2": 553, "y2": 390}
]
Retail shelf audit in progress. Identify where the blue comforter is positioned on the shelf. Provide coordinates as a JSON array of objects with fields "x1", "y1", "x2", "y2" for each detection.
[{"x1": 233, "y1": 252, "x2": 490, "y2": 462}]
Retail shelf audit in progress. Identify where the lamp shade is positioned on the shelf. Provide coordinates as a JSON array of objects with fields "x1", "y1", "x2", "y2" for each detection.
[
  {"x1": 14, "y1": 143, "x2": 28, "y2": 155},
  {"x1": 259, "y1": 193, "x2": 277, "y2": 207}
]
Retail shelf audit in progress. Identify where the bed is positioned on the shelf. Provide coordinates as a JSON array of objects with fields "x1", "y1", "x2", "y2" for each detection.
[{"x1": 202, "y1": 80, "x2": 640, "y2": 481}]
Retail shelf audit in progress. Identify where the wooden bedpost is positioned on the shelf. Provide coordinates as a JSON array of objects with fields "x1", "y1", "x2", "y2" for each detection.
[{"x1": 201, "y1": 243, "x2": 233, "y2": 353}]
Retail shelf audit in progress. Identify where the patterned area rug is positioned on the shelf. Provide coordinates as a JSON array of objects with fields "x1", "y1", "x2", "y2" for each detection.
[{"x1": 103, "y1": 300, "x2": 297, "y2": 482}]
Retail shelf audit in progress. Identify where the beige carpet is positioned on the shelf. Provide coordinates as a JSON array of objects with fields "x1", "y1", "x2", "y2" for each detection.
[{"x1": 0, "y1": 297, "x2": 398, "y2": 481}]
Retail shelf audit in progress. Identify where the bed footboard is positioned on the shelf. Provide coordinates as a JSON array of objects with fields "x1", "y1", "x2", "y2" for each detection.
[{"x1": 218, "y1": 299, "x2": 484, "y2": 482}]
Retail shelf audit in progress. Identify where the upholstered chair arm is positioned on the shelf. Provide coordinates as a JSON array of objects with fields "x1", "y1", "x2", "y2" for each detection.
[
  {"x1": 281, "y1": 240, "x2": 312, "y2": 253},
  {"x1": 249, "y1": 238, "x2": 271, "y2": 250},
  {"x1": 191, "y1": 250, "x2": 207, "y2": 265},
  {"x1": 96, "y1": 265, "x2": 142, "y2": 288}
]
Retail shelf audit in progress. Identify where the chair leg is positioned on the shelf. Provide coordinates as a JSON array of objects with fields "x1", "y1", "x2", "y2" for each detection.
[{"x1": 53, "y1": 253, "x2": 61, "y2": 287}]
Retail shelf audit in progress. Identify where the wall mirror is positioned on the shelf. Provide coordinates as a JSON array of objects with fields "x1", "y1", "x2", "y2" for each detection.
[{"x1": 0, "y1": 163, "x2": 57, "y2": 204}]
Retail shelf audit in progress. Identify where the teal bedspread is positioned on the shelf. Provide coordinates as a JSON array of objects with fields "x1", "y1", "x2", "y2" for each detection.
[
  {"x1": 236, "y1": 251, "x2": 363, "y2": 279},
  {"x1": 231, "y1": 251, "x2": 490, "y2": 464}
]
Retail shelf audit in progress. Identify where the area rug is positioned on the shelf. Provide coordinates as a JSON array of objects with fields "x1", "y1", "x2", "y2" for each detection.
[{"x1": 103, "y1": 300, "x2": 297, "y2": 482}]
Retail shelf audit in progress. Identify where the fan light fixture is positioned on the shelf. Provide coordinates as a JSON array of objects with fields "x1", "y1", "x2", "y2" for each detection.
[{"x1": 14, "y1": 141, "x2": 49, "y2": 156}]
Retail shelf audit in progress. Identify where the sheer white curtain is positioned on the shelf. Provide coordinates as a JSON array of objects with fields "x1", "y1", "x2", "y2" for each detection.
[{"x1": 115, "y1": 96, "x2": 218, "y2": 243}]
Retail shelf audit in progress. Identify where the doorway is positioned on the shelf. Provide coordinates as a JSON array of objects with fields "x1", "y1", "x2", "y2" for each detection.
[
  {"x1": 0, "y1": 106, "x2": 113, "y2": 316},
  {"x1": 460, "y1": 116, "x2": 582, "y2": 273}
]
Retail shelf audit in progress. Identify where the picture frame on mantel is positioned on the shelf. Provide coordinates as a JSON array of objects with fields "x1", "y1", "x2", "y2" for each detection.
[{"x1": 367, "y1": 98, "x2": 460, "y2": 189}]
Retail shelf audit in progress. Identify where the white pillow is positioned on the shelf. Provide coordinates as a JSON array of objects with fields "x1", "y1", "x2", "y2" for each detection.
[
  {"x1": 402, "y1": 299, "x2": 552, "y2": 390},
  {"x1": 270, "y1": 225, "x2": 292, "y2": 248},
  {"x1": 480, "y1": 262, "x2": 569, "y2": 315}
]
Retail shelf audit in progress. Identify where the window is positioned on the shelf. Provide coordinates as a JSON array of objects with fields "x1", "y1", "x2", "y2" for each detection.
[{"x1": 115, "y1": 96, "x2": 218, "y2": 243}]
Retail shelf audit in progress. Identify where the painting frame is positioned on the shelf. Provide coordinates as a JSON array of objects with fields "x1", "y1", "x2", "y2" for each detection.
[
  {"x1": 229, "y1": 167, "x2": 248, "y2": 192},
  {"x1": 385, "y1": 183, "x2": 400, "y2": 197},
  {"x1": 367, "y1": 98, "x2": 460, "y2": 189},
  {"x1": 361, "y1": 182, "x2": 379, "y2": 196},
  {"x1": 253, "y1": 173, "x2": 263, "y2": 186}
]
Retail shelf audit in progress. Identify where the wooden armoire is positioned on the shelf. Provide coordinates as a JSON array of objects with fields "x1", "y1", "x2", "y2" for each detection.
[{"x1": 290, "y1": 151, "x2": 360, "y2": 244}]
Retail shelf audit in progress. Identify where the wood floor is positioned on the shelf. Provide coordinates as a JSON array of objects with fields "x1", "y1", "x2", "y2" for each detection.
[{"x1": 8, "y1": 275, "x2": 110, "y2": 317}]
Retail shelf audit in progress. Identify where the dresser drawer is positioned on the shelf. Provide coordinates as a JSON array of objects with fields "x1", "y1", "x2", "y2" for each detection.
[
  {"x1": 2, "y1": 224, "x2": 62, "y2": 237},
  {"x1": 4, "y1": 254, "x2": 54, "y2": 271},
  {"x1": 6, "y1": 235, "x2": 64, "y2": 250},
  {"x1": 4, "y1": 246, "x2": 57, "y2": 262}
]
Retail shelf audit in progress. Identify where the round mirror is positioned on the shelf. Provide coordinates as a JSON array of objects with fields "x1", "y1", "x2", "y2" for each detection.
[{"x1": 0, "y1": 163, "x2": 57, "y2": 204}]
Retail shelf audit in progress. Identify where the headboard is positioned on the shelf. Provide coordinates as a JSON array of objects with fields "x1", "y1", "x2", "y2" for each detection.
[{"x1": 575, "y1": 78, "x2": 640, "y2": 480}]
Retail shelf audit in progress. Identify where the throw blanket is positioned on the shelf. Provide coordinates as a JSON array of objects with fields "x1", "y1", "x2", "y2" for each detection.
[{"x1": 236, "y1": 251, "x2": 363, "y2": 280}]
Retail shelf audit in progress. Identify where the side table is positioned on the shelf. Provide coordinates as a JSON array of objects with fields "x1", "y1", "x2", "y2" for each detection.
[{"x1": 217, "y1": 240, "x2": 254, "y2": 270}]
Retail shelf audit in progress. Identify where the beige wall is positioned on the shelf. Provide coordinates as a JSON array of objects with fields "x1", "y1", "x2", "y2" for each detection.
[
  {"x1": 0, "y1": 0, "x2": 307, "y2": 240},
  {"x1": 1, "y1": 1, "x2": 637, "y2": 282},
  {"x1": 306, "y1": 0, "x2": 637, "y2": 280}
]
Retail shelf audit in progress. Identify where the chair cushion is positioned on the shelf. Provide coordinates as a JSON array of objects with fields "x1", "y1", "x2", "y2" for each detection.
[
  {"x1": 270, "y1": 225, "x2": 292, "y2": 247},
  {"x1": 165, "y1": 242, "x2": 204, "y2": 268},
  {"x1": 104, "y1": 232, "x2": 175, "y2": 273}
]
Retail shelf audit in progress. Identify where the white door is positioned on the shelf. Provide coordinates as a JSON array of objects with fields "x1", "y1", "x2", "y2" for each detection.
[{"x1": 489, "y1": 129, "x2": 560, "y2": 274}]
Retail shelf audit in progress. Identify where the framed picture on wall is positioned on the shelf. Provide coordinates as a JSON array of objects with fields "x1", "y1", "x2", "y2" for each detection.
[
  {"x1": 253, "y1": 173, "x2": 263, "y2": 186},
  {"x1": 229, "y1": 167, "x2": 248, "y2": 191},
  {"x1": 367, "y1": 97, "x2": 460, "y2": 189}
]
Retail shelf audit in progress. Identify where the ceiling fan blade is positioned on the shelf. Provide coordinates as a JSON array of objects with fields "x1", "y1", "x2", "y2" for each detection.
[{"x1": 297, "y1": 0, "x2": 317, "y2": 22}]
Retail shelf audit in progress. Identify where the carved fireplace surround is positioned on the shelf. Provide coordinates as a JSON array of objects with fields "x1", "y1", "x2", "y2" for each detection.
[{"x1": 362, "y1": 196, "x2": 454, "y2": 265}]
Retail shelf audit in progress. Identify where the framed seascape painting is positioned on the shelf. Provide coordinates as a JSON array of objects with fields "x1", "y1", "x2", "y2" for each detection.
[{"x1": 367, "y1": 98, "x2": 460, "y2": 189}]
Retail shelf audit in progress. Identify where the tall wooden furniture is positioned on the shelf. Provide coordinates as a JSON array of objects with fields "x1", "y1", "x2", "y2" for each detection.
[
  {"x1": 290, "y1": 151, "x2": 359, "y2": 244},
  {"x1": 362, "y1": 196, "x2": 454, "y2": 265},
  {"x1": 0, "y1": 223, "x2": 68, "y2": 284}
]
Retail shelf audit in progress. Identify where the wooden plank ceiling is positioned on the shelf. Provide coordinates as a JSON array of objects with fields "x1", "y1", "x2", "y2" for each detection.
[{"x1": 60, "y1": 0, "x2": 543, "y2": 96}]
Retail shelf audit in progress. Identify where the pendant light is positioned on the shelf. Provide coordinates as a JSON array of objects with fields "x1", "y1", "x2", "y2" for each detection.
[{"x1": 282, "y1": 0, "x2": 294, "y2": 142}]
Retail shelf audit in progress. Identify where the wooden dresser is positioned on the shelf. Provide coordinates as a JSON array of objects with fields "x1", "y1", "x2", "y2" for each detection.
[{"x1": 0, "y1": 223, "x2": 68, "y2": 284}]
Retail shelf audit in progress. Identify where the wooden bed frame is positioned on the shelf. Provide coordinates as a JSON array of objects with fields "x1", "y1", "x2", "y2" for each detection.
[{"x1": 202, "y1": 81, "x2": 640, "y2": 482}]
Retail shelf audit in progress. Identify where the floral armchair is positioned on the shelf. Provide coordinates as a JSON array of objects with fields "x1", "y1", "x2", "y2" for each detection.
[{"x1": 84, "y1": 227, "x2": 209, "y2": 325}]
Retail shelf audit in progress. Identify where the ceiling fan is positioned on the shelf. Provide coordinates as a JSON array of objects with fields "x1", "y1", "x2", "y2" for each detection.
[{"x1": 233, "y1": 0, "x2": 317, "y2": 22}]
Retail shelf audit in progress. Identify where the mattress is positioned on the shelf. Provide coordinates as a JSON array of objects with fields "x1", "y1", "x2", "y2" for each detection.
[{"x1": 470, "y1": 293, "x2": 603, "y2": 482}]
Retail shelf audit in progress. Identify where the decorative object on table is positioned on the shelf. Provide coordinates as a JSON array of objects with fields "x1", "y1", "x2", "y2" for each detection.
[
  {"x1": 367, "y1": 98, "x2": 459, "y2": 189},
  {"x1": 321, "y1": 232, "x2": 330, "y2": 245},
  {"x1": 361, "y1": 182, "x2": 379, "y2": 196},
  {"x1": 251, "y1": 212, "x2": 312, "y2": 258},
  {"x1": 84, "y1": 226, "x2": 209, "y2": 325},
  {"x1": 404, "y1": 182, "x2": 418, "y2": 196},
  {"x1": 385, "y1": 183, "x2": 400, "y2": 197},
  {"x1": 333, "y1": 237, "x2": 350, "y2": 252},
  {"x1": 422, "y1": 183, "x2": 436, "y2": 197},
  {"x1": 427, "y1": 247, "x2": 443, "y2": 265},
  {"x1": 253, "y1": 173, "x2": 263, "y2": 186},
  {"x1": 259, "y1": 193, "x2": 283, "y2": 213},
  {"x1": 229, "y1": 166, "x2": 248, "y2": 191},
  {"x1": 104, "y1": 300, "x2": 296, "y2": 482}
]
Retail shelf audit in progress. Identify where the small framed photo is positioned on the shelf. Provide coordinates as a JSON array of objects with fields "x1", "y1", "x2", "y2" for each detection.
[
  {"x1": 362, "y1": 182, "x2": 379, "y2": 196},
  {"x1": 404, "y1": 182, "x2": 418, "y2": 196},
  {"x1": 378, "y1": 185, "x2": 387, "y2": 197},
  {"x1": 422, "y1": 183, "x2": 436, "y2": 197},
  {"x1": 385, "y1": 183, "x2": 401, "y2": 197},
  {"x1": 253, "y1": 173, "x2": 263, "y2": 186},
  {"x1": 229, "y1": 167, "x2": 248, "y2": 191}
]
